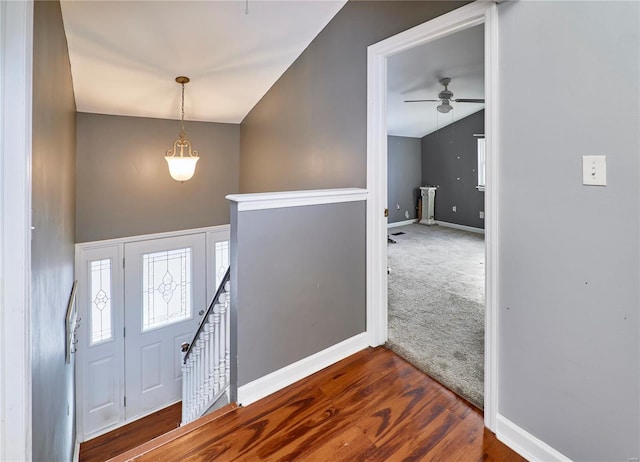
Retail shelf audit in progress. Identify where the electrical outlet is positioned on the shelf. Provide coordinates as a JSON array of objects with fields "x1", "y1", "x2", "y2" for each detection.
[
  {"x1": 479, "y1": 211, "x2": 485, "y2": 219},
  {"x1": 452, "y1": 206, "x2": 457, "y2": 212},
  {"x1": 396, "y1": 203, "x2": 400, "y2": 210},
  {"x1": 405, "y1": 211, "x2": 409, "y2": 219}
]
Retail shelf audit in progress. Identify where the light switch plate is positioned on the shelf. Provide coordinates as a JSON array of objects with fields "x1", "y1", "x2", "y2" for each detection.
[{"x1": 583, "y1": 155, "x2": 607, "y2": 186}]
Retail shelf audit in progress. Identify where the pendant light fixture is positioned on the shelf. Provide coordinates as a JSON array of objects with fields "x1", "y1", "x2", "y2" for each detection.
[{"x1": 165, "y1": 76, "x2": 199, "y2": 182}]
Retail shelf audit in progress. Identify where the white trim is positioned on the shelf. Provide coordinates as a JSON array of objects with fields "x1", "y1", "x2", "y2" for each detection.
[
  {"x1": 226, "y1": 188, "x2": 367, "y2": 212},
  {"x1": 387, "y1": 219, "x2": 418, "y2": 228},
  {"x1": 483, "y1": 1, "x2": 500, "y2": 432},
  {"x1": 72, "y1": 440, "x2": 80, "y2": 462},
  {"x1": 434, "y1": 221, "x2": 485, "y2": 235},
  {"x1": 237, "y1": 333, "x2": 369, "y2": 406},
  {"x1": 496, "y1": 414, "x2": 573, "y2": 462},
  {"x1": 0, "y1": 1, "x2": 33, "y2": 460},
  {"x1": 75, "y1": 224, "x2": 230, "y2": 249},
  {"x1": 366, "y1": 0, "x2": 499, "y2": 432}
]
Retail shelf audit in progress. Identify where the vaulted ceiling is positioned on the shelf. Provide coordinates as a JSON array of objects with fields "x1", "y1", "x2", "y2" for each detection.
[{"x1": 60, "y1": 0, "x2": 347, "y2": 124}]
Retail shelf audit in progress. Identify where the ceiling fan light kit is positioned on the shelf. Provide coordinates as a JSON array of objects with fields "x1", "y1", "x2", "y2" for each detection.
[
  {"x1": 165, "y1": 76, "x2": 199, "y2": 182},
  {"x1": 405, "y1": 77, "x2": 485, "y2": 114},
  {"x1": 437, "y1": 102, "x2": 453, "y2": 113}
]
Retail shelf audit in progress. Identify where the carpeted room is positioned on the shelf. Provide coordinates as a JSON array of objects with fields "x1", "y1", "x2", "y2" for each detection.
[
  {"x1": 386, "y1": 28, "x2": 486, "y2": 407},
  {"x1": 387, "y1": 224, "x2": 485, "y2": 408}
]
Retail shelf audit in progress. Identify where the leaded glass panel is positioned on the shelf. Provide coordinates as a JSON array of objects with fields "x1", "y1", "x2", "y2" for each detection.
[
  {"x1": 90, "y1": 258, "x2": 113, "y2": 345},
  {"x1": 142, "y1": 247, "x2": 192, "y2": 331},
  {"x1": 214, "y1": 240, "x2": 230, "y2": 289}
]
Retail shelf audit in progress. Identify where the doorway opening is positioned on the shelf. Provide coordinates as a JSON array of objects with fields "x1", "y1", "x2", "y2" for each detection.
[
  {"x1": 385, "y1": 24, "x2": 485, "y2": 409},
  {"x1": 366, "y1": 1, "x2": 499, "y2": 430}
]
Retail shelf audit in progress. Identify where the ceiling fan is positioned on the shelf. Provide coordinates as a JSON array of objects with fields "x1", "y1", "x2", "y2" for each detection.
[{"x1": 404, "y1": 77, "x2": 484, "y2": 113}]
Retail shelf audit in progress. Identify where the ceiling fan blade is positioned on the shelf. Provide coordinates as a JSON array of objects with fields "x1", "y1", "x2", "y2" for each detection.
[
  {"x1": 404, "y1": 99, "x2": 440, "y2": 103},
  {"x1": 453, "y1": 98, "x2": 485, "y2": 103}
]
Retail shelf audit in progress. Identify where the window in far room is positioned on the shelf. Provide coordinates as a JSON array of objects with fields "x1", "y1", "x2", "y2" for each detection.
[{"x1": 477, "y1": 137, "x2": 486, "y2": 191}]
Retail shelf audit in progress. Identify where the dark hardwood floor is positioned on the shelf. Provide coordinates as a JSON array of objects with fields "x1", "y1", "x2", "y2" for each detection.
[
  {"x1": 79, "y1": 402, "x2": 182, "y2": 462},
  {"x1": 110, "y1": 347, "x2": 525, "y2": 461}
]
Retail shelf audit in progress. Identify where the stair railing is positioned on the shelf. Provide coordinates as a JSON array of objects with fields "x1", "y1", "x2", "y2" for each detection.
[{"x1": 180, "y1": 267, "x2": 231, "y2": 425}]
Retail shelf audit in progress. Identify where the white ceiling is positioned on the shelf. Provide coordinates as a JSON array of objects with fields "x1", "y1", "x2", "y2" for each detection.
[
  {"x1": 387, "y1": 24, "x2": 485, "y2": 138},
  {"x1": 60, "y1": 0, "x2": 347, "y2": 124}
]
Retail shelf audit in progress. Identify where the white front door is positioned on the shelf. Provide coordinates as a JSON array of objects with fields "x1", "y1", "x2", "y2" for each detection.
[{"x1": 123, "y1": 234, "x2": 206, "y2": 421}]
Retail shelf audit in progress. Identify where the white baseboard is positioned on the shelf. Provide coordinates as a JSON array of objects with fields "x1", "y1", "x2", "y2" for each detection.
[
  {"x1": 237, "y1": 332, "x2": 369, "y2": 406},
  {"x1": 72, "y1": 439, "x2": 80, "y2": 462},
  {"x1": 388, "y1": 219, "x2": 418, "y2": 228},
  {"x1": 496, "y1": 414, "x2": 572, "y2": 462},
  {"x1": 435, "y1": 220, "x2": 485, "y2": 235}
]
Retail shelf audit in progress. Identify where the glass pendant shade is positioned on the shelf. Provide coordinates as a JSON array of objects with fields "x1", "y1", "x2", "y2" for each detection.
[{"x1": 165, "y1": 155, "x2": 199, "y2": 181}]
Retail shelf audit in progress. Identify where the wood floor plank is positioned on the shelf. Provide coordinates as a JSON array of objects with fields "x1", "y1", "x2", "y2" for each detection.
[
  {"x1": 423, "y1": 409, "x2": 526, "y2": 462},
  {"x1": 354, "y1": 384, "x2": 449, "y2": 447},
  {"x1": 318, "y1": 347, "x2": 400, "y2": 398},
  {"x1": 296, "y1": 425, "x2": 378, "y2": 462},
  {"x1": 195, "y1": 388, "x2": 334, "y2": 461},
  {"x1": 255, "y1": 357, "x2": 437, "y2": 461}
]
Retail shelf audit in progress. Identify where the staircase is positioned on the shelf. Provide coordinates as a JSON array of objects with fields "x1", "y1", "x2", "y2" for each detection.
[
  {"x1": 104, "y1": 403, "x2": 237, "y2": 462},
  {"x1": 180, "y1": 267, "x2": 231, "y2": 425}
]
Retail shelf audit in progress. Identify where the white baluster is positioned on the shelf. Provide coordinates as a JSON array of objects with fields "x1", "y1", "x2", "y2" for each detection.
[
  {"x1": 204, "y1": 320, "x2": 213, "y2": 403},
  {"x1": 198, "y1": 337, "x2": 205, "y2": 416},
  {"x1": 218, "y1": 296, "x2": 227, "y2": 388},
  {"x1": 185, "y1": 355, "x2": 193, "y2": 423},
  {"x1": 195, "y1": 336, "x2": 201, "y2": 416},
  {"x1": 200, "y1": 332, "x2": 207, "y2": 409},
  {"x1": 181, "y1": 360, "x2": 189, "y2": 423},
  {"x1": 207, "y1": 313, "x2": 216, "y2": 398},
  {"x1": 191, "y1": 348, "x2": 199, "y2": 421},
  {"x1": 224, "y1": 281, "x2": 231, "y2": 385},
  {"x1": 212, "y1": 304, "x2": 221, "y2": 394}
]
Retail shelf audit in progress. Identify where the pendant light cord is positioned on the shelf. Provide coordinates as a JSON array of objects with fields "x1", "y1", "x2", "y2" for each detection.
[{"x1": 180, "y1": 82, "x2": 186, "y2": 136}]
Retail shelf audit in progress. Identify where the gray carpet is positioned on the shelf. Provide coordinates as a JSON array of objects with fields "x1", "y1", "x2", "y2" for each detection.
[{"x1": 386, "y1": 223, "x2": 485, "y2": 408}]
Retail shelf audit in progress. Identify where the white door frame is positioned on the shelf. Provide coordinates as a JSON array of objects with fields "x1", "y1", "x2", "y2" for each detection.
[
  {"x1": 0, "y1": 1, "x2": 33, "y2": 460},
  {"x1": 366, "y1": 1, "x2": 499, "y2": 431}
]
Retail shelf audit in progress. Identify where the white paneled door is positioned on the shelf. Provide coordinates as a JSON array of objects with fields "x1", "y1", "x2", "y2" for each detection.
[
  {"x1": 123, "y1": 234, "x2": 205, "y2": 421},
  {"x1": 76, "y1": 228, "x2": 228, "y2": 441}
]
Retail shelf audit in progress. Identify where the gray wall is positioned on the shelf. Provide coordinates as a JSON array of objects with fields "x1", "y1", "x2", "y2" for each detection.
[
  {"x1": 421, "y1": 110, "x2": 484, "y2": 229},
  {"x1": 232, "y1": 201, "x2": 366, "y2": 386},
  {"x1": 76, "y1": 113, "x2": 239, "y2": 242},
  {"x1": 240, "y1": 1, "x2": 468, "y2": 193},
  {"x1": 388, "y1": 136, "x2": 422, "y2": 223},
  {"x1": 498, "y1": 2, "x2": 639, "y2": 460},
  {"x1": 31, "y1": 1, "x2": 77, "y2": 460}
]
